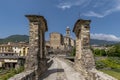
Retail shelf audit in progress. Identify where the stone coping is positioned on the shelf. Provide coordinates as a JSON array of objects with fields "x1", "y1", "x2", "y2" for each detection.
[
  {"x1": 89, "y1": 69, "x2": 117, "y2": 80},
  {"x1": 8, "y1": 70, "x2": 35, "y2": 80},
  {"x1": 58, "y1": 57, "x2": 117, "y2": 80}
]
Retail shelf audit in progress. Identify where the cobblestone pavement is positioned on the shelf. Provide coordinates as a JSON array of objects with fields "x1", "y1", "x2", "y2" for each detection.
[{"x1": 39, "y1": 57, "x2": 85, "y2": 80}]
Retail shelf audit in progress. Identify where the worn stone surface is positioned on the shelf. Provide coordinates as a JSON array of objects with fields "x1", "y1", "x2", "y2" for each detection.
[
  {"x1": 9, "y1": 70, "x2": 35, "y2": 80},
  {"x1": 50, "y1": 32, "x2": 63, "y2": 49},
  {"x1": 8, "y1": 15, "x2": 48, "y2": 80},
  {"x1": 39, "y1": 57, "x2": 86, "y2": 80},
  {"x1": 49, "y1": 27, "x2": 75, "y2": 50},
  {"x1": 73, "y1": 19, "x2": 99, "y2": 79},
  {"x1": 24, "y1": 15, "x2": 48, "y2": 80},
  {"x1": 90, "y1": 69, "x2": 117, "y2": 80},
  {"x1": 73, "y1": 19, "x2": 95, "y2": 76},
  {"x1": 9, "y1": 17, "x2": 117, "y2": 80},
  {"x1": 20, "y1": 15, "x2": 47, "y2": 80},
  {"x1": 9, "y1": 57, "x2": 117, "y2": 80},
  {"x1": 73, "y1": 19, "x2": 117, "y2": 80}
]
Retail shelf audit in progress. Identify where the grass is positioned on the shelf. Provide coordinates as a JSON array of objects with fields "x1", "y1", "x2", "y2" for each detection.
[
  {"x1": 101, "y1": 69, "x2": 120, "y2": 80},
  {"x1": 95, "y1": 57, "x2": 120, "y2": 80},
  {"x1": 0, "y1": 66, "x2": 24, "y2": 80}
]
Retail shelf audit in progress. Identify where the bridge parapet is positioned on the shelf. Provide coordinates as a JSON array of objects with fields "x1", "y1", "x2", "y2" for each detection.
[
  {"x1": 9, "y1": 70, "x2": 35, "y2": 80},
  {"x1": 9, "y1": 15, "x2": 48, "y2": 80}
]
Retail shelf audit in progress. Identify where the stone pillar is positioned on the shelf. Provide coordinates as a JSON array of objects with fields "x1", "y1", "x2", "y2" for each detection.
[
  {"x1": 25, "y1": 15, "x2": 48, "y2": 80},
  {"x1": 73, "y1": 19, "x2": 95, "y2": 78}
]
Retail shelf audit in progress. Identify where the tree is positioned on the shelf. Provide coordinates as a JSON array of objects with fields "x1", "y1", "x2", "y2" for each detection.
[
  {"x1": 71, "y1": 47, "x2": 76, "y2": 56},
  {"x1": 100, "y1": 49, "x2": 106, "y2": 56},
  {"x1": 93, "y1": 49, "x2": 100, "y2": 56}
]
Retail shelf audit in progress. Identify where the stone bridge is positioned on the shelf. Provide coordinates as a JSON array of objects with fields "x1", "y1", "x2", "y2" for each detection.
[{"x1": 9, "y1": 15, "x2": 117, "y2": 80}]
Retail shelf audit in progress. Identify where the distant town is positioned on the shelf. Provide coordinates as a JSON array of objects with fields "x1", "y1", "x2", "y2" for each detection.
[{"x1": 0, "y1": 27, "x2": 76, "y2": 69}]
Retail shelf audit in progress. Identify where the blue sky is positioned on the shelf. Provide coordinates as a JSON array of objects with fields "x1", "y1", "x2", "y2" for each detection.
[{"x1": 0, "y1": 0, "x2": 120, "y2": 41}]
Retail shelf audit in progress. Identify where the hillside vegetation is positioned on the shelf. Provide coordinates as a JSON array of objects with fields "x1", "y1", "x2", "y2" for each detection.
[
  {"x1": 90, "y1": 39, "x2": 118, "y2": 45},
  {"x1": 93, "y1": 44, "x2": 120, "y2": 79},
  {"x1": 0, "y1": 35, "x2": 29, "y2": 44},
  {"x1": 95, "y1": 57, "x2": 120, "y2": 80},
  {"x1": 0, "y1": 35, "x2": 118, "y2": 45},
  {"x1": 92, "y1": 44, "x2": 120, "y2": 57}
]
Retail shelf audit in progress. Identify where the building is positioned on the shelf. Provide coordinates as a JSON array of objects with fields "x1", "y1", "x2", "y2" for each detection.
[
  {"x1": 0, "y1": 42, "x2": 29, "y2": 57},
  {"x1": 70, "y1": 38, "x2": 75, "y2": 47},
  {"x1": 0, "y1": 42, "x2": 13, "y2": 53},
  {"x1": 63, "y1": 26, "x2": 75, "y2": 50},
  {"x1": 0, "y1": 42, "x2": 28, "y2": 68},
  {"x1": 12, "y1": 42, "x2": 29, "y2": 56},
  {"x1": 64, "y1": 27, "x2": 71, "y2": 48},
  {"x1": 0, "y1": 52, "x2": 18, "y2": 69},
  {"x1": 91, "y1": 44, "x2": 108, "y2": 50},
  {"x1": 48, "y1": 27, "x2": 75, "y2": 51},
  {"x1": 50, "y1": 32, "x2": 64, "y2": 49}
]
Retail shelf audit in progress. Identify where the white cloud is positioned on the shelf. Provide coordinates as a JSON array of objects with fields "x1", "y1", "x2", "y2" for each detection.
[
  {"x1": 83, "y1": 0, "x2": 120, "y2": 18},
  {"x1": 83, "y1": 11, "x2": 105, "y2": 18},
  {"x1": 83, "y1": 5, "x2": 120, "y2": 18},
  {"x1": 57, "y1": 0, "x2": 120, "y2": 17},
  {"x1": 57, "y1": 0, "x2": 91, "y2": 10},
  {"x1": 91, "y1": 33, "x2": 120, "y2": 42},
  {"x1": 57, "y1": 2, "x2": 72, "y2": 10}
]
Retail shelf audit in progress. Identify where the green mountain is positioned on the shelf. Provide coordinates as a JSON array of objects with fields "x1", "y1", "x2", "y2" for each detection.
[
  {"x1": 0, "y1": 35, "x2": 29, "y2": 44},
  {"x1": 90, "y1": 39, "x2": 118, "y2": 45},
  {"x1": 0, "y1": 35, "x2": 118, "y2": 45}
]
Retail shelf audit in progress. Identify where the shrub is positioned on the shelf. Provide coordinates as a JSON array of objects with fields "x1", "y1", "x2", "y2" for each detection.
[
  {"x1": 95, "y1": 57, "x2": 120, "y2": 70},
  {"x1": 95, "y1": 60, "x2": 107, "y2": 69},
  {"x1": 0, "y1": 66, "x2": 24, "y2": 80},
  {"x1": 93, "y1": 49, "x2": 107, "y2": 56},
  {"x1": 71, "y1": 47, "x2": 76, "y2": 56}
]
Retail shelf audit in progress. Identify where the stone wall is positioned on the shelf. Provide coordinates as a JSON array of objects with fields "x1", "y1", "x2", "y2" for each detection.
[
  {"x1": 9, "y1": 70, "x2": 35, "y2": 80},
  {"x1": 25, "y1": 15, "x2": 48, "y2": 80},
  {"x1": 90, "y1": 69, "x2": 117, "y2": 80},
  {"x1": 73, "y1": 19, "x2": 117, "y2": 80},
  {"x1": 73, "y1": 19, "x2": 95, "y2": 76},
  {"x1": 9, "y1": 15, "x2": 48, "y2": 80},
  {"x1": 50, "y1": 32, "x2": 63, "y2": 49},
  {"x1": 49, "y1": 27, "x2": 75, "y2": 51}
]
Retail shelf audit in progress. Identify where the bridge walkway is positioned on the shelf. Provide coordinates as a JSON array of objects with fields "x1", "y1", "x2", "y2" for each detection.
[{"x1": 39, "y1": 57, "x2": 85, "y2": 80}]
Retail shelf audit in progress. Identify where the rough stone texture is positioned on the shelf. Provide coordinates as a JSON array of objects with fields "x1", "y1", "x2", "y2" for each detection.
[
  {"x1": 73, "y1": 19, "x2": 97, "y2": 79},
  {"x1": 39, "y1": 57, "x2": 86, "y2": 80},
  {"x1": 50, "y1": 32, "x2": 63, "y2": 49},
  {"x1": 73, "y1": 19, "x2": 95, "y2": 76},
  {"x1": 90, "y1": 69, "x2": 117, "y2": 80},
  {"x1": 73, "y1": 19, "x2": 117, "y2": 80},
  {"x1": 9, "y1": 17, "x2": 117, "y2": 80},
  {"x1": 8, "y1": 15, "x2": 48, "y2": 80},
  {"x1": 9, "y1": 70, "x2": 35, "y2": 80},
  {"x1": 49, "y1": 27, "x2": 75, "y2": 50},
  {"x1": 24, "y1": 15, "x2": 48, "y2": 80}
]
